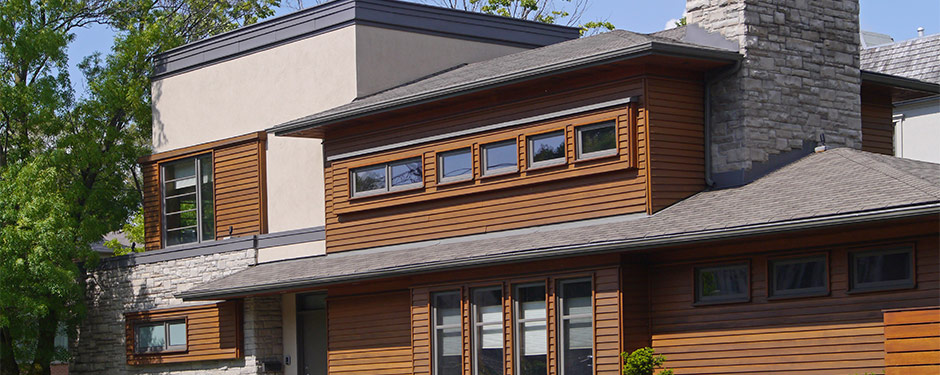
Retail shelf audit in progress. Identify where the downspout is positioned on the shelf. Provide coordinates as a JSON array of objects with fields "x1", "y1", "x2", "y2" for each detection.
[{"x1": 704, "y1": 60, "x2": 742, "y2": 188}]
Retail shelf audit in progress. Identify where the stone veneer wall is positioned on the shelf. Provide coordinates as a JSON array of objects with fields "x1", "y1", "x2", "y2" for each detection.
[
  {"x1": 72, "y1": 249, "x2": 283, "y2": 375},
  {"x1": 686, "y1": 0, "x2": 862, "y2": 175}
]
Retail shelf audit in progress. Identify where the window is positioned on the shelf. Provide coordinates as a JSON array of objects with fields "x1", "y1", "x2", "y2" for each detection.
[
  {"x1": 351, "y1": 157, "x2": 423, "y2": 197},
  {"x1": 471, "y1": 287, "x2": 503, "y2": 375},
  {"x1": 558, "y1": 279, "x2": 592, "y2": 375},
  {"x1": 695, "y1": 263, "x2": 749, "y2": 304},
  {"x1": 527, "y1": 131, "x2": 565, "y2": 168},
  {"x1": 514, "y1": 283, "x2": 547, "y2": 375},
  {"x1": 482, "y1": 140, "x2": 517, "y2": 176},
  {"x1": 438, "y1": 148, "x2": 473, "y2": 183},
  {"x1": 576, "y1": 121, "x2": 616, "y2": 159},
  {"x1": 162, "y1": 155, "x2": 213, "y2": 246},
  {"x1": 768, "y1": 255, "x2": 828, "y2": 298},
  {"x1": 135, "y1": 320, "x2": 186, "y2": 353},
  {"x1": 850, "y1": 246, "x2": 914, "y2": 292},
  {"x1": 432, "y1": 291, "x2": 462, "y2": 375}
]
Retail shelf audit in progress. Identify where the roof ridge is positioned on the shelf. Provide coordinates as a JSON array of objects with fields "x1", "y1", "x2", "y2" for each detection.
[{"x1": 833, "y1": 149, "x2": 940, "y2": 199}]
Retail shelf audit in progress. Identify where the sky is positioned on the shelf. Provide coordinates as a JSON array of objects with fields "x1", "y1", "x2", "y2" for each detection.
[{"x1": 67, "y1": 0, "x2": 940, "y2": 94}]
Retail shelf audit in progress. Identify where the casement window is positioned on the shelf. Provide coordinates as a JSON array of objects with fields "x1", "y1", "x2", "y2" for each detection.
[
  {"x1": 351, "y1": 157, "x2": 423, "y2": 197},
  {"x1": 575, "y1": 121, "x2": 617, "y2": 160},
  {"x1": 514, "y1": 283, "x2": 547, "y2": 375},
  {"x1": 695, "y1": 263, "x2": 749, "y2": 304},
  {"x1": 849, "y1": 246, "x2": 915, "y2": 292},
  {"x1": 481, "y1": 140, "x2": 518, "y2": 176},
  {"x1": 471, "y1": 287, "x2": 503, "y2": 375},
  {"x1": 432, "y1": 291, "x2": 462, "y2": 375},
  {"x1": 557, "y1": 279, "x2": 593, "y2": 375},
  {"x1": 527, "y1": 131, "x2": 566, "y2": 168},
  {"x1": 134, "y1": 320, "x2": 187, "y2": 353},
  {"x1": 438, "y1": 148, "x2": 473, "y2": 183},
  {"x1": 162, "y1": 155, "x2": 214, "y2": 246},
  {"x1": 768, "y1": 255, "x2": 828, "y2": 298}
]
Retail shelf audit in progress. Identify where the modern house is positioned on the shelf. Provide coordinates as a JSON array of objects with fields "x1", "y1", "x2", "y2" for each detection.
[{"x1": 72, "y1": 0, "x2": 940, "y2": 374}]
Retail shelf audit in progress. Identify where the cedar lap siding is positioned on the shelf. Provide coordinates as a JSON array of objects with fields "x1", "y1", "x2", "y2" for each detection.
[
  {"x1": 321, "y1": 63, "x2": 712, "y2": 252},
  {"x1": 140, "y1": 132, "x2": 268, "y2": 250},
  {"x1": 860, "y1": 83, "x2": 896, "y2": 155},
  {"x1": 124, "y1": 301, "x2": 243, "y2": 365}
]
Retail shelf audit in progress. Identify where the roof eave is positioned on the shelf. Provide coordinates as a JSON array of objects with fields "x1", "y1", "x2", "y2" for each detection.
[
  {"x1": 861, "y1": 70, "x2": 940, "y2": 94},
  {"x1": 269, "y1": 41, "x2": 742, "y2": 137},
  {"x1": 178, "y1": 202, "x2": 939, "y2": 301}
]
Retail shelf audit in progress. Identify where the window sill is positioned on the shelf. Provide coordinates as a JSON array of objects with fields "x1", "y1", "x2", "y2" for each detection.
[
  {"x1": 846, "y1": 282, "x2": 916, "y2": 295},
  {"x1": 766, "y1": 290, "x2": 829, "y2": 301},
  {"x1": 348, "y1": 184, "x2": 425, "y2": 201},
  {"x1": 574, "y1": 150, "x2": 619, "y2": 164},
  {"x1": 525, "y1": 160, "x2": 567, "y2": 173},
  {"x1": 479, "y1": 167, "x2": 519, "y2": 180},
  {"x1": 692, "y1": 297, "x2": 750, "y2": 307},
  {"x1": 436, "y1": 175, "x2": 474, "y2": 187},
  {"x1": 134, "y1": 348, "x2": 188, "y2": 356}
]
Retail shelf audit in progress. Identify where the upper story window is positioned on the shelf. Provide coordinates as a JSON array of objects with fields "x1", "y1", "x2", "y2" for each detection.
[
  {"x1": 695, "y1": 263, "x2": 749, "y2": 304},
  {"x1": 850, "y1": 246, "x2": 914, "y2": 292},
  {"x1": 768, "y1": 255, "x2": 828, "y2": 298},
  {"x1": 351, "y1": 157, "x2": 423, "y2": 197},
  {"x1": 135, "y1": 319, "x2": 187, "y2": 353},
  {"x1": 527, "y1": 131, "x2": 565, "y2": 168},
  {"x1": 162, "y1": 155, "x2": 213, "y2": 246},
  {"x1": 438, "y1": 148, "x2": 473, "y2": 183},
  {"x1": 482, "y1": 140, "x2": 518, "y2": 176},
  {"x1": 576, "y1": 121, "x2": 617, "y2": 159}
]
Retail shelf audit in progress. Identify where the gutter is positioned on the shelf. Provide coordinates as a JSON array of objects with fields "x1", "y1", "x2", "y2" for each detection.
[
  {"x1": 270, "y1": 41, "x2": 742, "y2": 136},
  {"x1": 860, "y1": 70, "x2": 940, "y2": 94},
  {"x1": 179, "y1": 202, "x2": 939, "y2": 300}
]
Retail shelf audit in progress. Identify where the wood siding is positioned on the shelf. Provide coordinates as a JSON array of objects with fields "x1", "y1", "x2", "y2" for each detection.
[
  {"x1": 884, "y1": 307, "x2": 940, "y2": 375},
  {"x1": 644, "y1": 77, "x2": 705, "y2": 213},
  {"x1": 125, "y1": 301, "x2": 242, "y2": 365},
  {"x1": 328, "y1": 291, "x2": 413, "y2": 374},
  {"x1": 140, "y1": 132, "x2": 266, "y2": 250},
  {"x1": 324, "y1": 77, "x2": 648, "y2": 253},
  {"x1": 647, "y1": 219, "x2": 939, "y2": 375},
  {"x1": 861, "y1": 84, "x2": 895, "y2": 155}
]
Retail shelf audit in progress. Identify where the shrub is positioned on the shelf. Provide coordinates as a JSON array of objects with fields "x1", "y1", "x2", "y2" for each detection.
[{"x1": 621, "y1": 347, "x2": 674, "y2": 375}]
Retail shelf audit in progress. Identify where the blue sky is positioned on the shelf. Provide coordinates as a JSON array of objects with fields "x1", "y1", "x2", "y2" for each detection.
[{"x1": 67, "y1": 0, "x2": 940, "y2": 94}]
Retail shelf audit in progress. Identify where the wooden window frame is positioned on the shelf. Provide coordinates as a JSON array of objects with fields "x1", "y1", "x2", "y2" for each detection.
[
  {"x1": 160, "y1": 153, "x2": 213, "y2": 247},
  {"x1": 693, "y1": 261, "x2": 751, "y2": 306},
  {"x1": 437, "y1": 147, "x2": 474, "y2": 184},
  {"x1": 133, "y1": 318, "x2": 188, "y2": 354},
  {"x1": 574, "y1": 120, "x2": 619, "y2": 161},
  {"x1": 526, "y1": 129, "x2": 567, "y2": 170},
  {"x1": 767, "y1": 253, "x2": 829, "y2": 299},
  {"x1": 480, "y1": 139, "x2": 519, "y2": 177},
  {"x1": 848, "y1": 245, "x2": 916, "y2": 293},
  {"x1": 350, "y1": 156, "x2": 425, "y2": 198}
]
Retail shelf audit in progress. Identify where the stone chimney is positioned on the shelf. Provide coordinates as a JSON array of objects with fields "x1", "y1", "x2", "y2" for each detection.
[{"x1": 686, "y1": 0, "x2": 861, "y2": 186}]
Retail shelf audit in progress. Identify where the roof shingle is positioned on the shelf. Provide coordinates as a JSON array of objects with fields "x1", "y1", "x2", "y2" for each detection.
[{"x1": 861, "y1": 34, "x2": 940, "y2": 84}]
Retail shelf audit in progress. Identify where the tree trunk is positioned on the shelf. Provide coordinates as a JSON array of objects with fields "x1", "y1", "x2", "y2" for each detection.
[
  {"x1": 26, "y1": 311, "x2": 57, "y2": 375},
  {"x1": 0, "y1": 325, "x2": 18, "y2": 375}
]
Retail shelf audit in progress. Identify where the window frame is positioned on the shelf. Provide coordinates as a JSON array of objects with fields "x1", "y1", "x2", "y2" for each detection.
[
  {"x1": 160, "y1": 154, "x2": 213, "y2": 247},
  {"x1": 526, "y1": 130, "x2": 567, "y2": 169},
  {"x1": 437, "y1": 147, "x2": 474, "y2": 184},
  {"x1": 767, "y1": 253, "x2": 829, "y2": 299},
  {"x1": 513, "y1": 282, "x2": 549, "y2": 375},
  {"x1": 481, "y1": 139, "x2": 519, "y2": 177},
  {"x1": 848, "y1": 245, "x2": 916, "y2": 293},
  {"x1": 556, "y1": 278, "x2": 594, "y2": 375},
  {"x1": 693, "y1": 262, "x2": 751, "y2": 305},
  {"x1": 575, "y1": 120, "x2": 618, "y2": 160},
  {"x1": 431, "y1": 290, "x2": 463, "y2": 375},
  {"x1": 133, "y1": 318, "x2": 188, "y2": 354},
  {"x1": 350, "y1": 156, "x2": 424, "y2": 198}
]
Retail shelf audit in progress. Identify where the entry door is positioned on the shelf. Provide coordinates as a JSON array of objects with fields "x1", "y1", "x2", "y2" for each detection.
[{"x1": 297, "y1": 294, "x2": 327, "y2": 375}]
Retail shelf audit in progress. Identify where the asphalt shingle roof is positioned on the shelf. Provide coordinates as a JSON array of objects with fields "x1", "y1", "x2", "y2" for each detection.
[
  {"x1": 861, "y1": 34, "x2": 940, "y2": 84},
  {"x1": 180, "y1": 148, "x2": 940, "y2": 300}
]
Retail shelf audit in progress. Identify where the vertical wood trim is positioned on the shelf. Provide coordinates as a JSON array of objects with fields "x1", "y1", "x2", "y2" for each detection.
[
  {"x1": 547, "y1": 279, "x2": 557, "y2": 375},
  {"x1": 257, "y1": 137, "x2": 268, "y2": 234},
  {"x1": 642, "y1": 78, "x2": 654, "y2": 215}
]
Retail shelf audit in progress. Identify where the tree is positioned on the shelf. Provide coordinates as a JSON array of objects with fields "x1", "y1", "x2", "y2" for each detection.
[
  {"x1": 0, "y1": 0, "x2": 276, "y2": 373},
  {"x1": 621, "y1": 347, "x2": 674, "y2": 375},
  {"x1": 425, "y1": 0, "x2": 614, "y2": 35}
]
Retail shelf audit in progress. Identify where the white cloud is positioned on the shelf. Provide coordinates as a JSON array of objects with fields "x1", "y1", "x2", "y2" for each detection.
[{"x1": 664, "y1": 19, "x2": 679, "y2": 30}]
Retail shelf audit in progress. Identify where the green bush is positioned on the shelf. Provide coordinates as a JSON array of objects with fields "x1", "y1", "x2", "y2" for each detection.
[{"x1": 621, "y1": 347, "x2": 674, "y2": 375}]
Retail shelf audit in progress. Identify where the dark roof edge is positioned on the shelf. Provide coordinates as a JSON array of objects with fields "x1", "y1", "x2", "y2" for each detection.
[
  {"x1": 861, "y1": 70, "x2": 940, "y2": 94},
  {"x1": 179, "y1": 202, "x2": 939, "y2": 301},
  {"x1": 151, "y1": 0, "x2": 580, "y2": 79},
  {"x1": 269, "y1": 41, "x2": 742, "y2": 136}
]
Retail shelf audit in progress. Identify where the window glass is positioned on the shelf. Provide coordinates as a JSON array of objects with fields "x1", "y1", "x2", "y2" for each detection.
[
  {"x1": 851, "y1": 248, "x2": 913, "y2": 291},
  {"x1": 353, "y1": 165, "x2": 386, "y2": 194},
  {"x1": 390, "y1": 158, "x2": 422, "y2": 188},
  {"x1": 770, "y1": 256, "x2": 827, "y2": 297},
  {"x1": 433, "y1": 292, "x2": 462, "y2": 375},
  {"x1": 163, "y1": 155, "x2": 213, "y2": 246},
  {"x1": 577, "y1": 121, "x2": 616, "y2": 158},
  {"x1": 472, "y1": 287, "x2": 503, "y2": 375},
  {"x1": 163, "y1": 159, "x2": 196, "y2": 181},
  {"x1": 696, "y1": 263, "x2": 748, "y2": 303},
  {"x1": 439, "y1": 148, "x2": 472, "y2": 181},
  {"x1": 165, "y1": 227, "x2": 198, "y2": 247},
  {"x1": 482, "y1": 140, "x2": 517, "y2": 175},
  {"x1": 528, "y1": 131, "x2": 565, "y2": 167},
  {"x1": 167, "y1": 321, "x2": 187, "y2": 347},
  {"x1": 199, "y1": 155, "x2": 214, "y2": 240},
  {"x1": 515, "y1": 284, "x2": 546, "y2": 375},
  {"x1": 136, "y1": 324, "x2": 165, "y2": 352},
  {"x1": 558, "y1": 280, "x2": 592, "y2": 375}
]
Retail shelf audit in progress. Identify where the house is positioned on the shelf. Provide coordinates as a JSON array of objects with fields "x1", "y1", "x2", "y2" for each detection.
[
  {"x1": 861, "y1": 31, "x2": 940, "y2": 163},
  {"x1": 72, "y1": 0, "x2": 940, "y2": 374}
]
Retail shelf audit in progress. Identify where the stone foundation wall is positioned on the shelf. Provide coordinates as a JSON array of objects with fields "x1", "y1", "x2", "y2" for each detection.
[
  {"x1": 687, "y1": 0, "x2": 862, "y2": 176},
  {"x1": 72, "y1": 249, "x2": 283, "y2": 375}
]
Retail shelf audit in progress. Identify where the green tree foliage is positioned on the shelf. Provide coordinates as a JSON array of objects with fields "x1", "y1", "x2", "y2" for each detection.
[
  {"x1": 675, "y1": 16, "x2": 687, "y2": 28},
  {"x1": 426, "y1": 0, "x2": 614, "y2": 35},
  {"x1": 0, "y1": 0, "x2": 276, "y2": 373},
  {"x1": 622, "y1": 347, "x2": 674, "y2": 375}
]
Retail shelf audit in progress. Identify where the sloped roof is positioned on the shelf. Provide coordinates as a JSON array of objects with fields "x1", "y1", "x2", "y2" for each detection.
[
  {"x1": 179, "y1": 148, "x2": 940, "y2": 300},
  {"x1": 861, "y1": 34, "x2": 940, "y2": 84},
  {"x1": 269, "y1": 29, "x2": 741, "y2": 135}
]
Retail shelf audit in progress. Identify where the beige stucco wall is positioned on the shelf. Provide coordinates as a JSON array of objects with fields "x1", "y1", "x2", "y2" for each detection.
[
  {"x1": 266, "y1": 136, "x2": 326, "y2": 231},
  {"x1": 354, "y1": 25, "x2": 526, "y2": 97},
  {"x1": 257, "y1": 241, "x2": 326, "y2": 263}
]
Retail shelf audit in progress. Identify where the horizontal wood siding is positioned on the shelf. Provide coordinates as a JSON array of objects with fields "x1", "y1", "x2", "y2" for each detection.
[
  {"x1": 861, "y1": 84, "x2": 895, "y2": 155},
  {"x1": 142, "y1": 162, "x2": 161, "y2": 250},
  {"x1": 621, "y1": 257, "x2": 651, "y2": 352},
  {"x1": 324, "y1": 78, "x2": 647, "y2": 253},
  {"x1": 125, "y1": 301, "x2": 242, "y2": 365},
  {"x1": 884, "y1": 307, "x2": 940, "y2": 375},
  {"x1": 594, "y1": 267, "x2": 623, "y2": 374},
  {"x1": 328, "y1": 291, "x2": 413, "y2": 374},
  {"x1": 645, "y1": 77, "x2": 705, "y2": 213},
  {"x1": 648, "y1": 222, "x2": 939, "y2": 374}
]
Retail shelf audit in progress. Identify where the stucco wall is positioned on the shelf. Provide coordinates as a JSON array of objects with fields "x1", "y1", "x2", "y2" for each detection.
[{"x1": 895, "y1": 97, "x2": 940, "y2": 163}]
